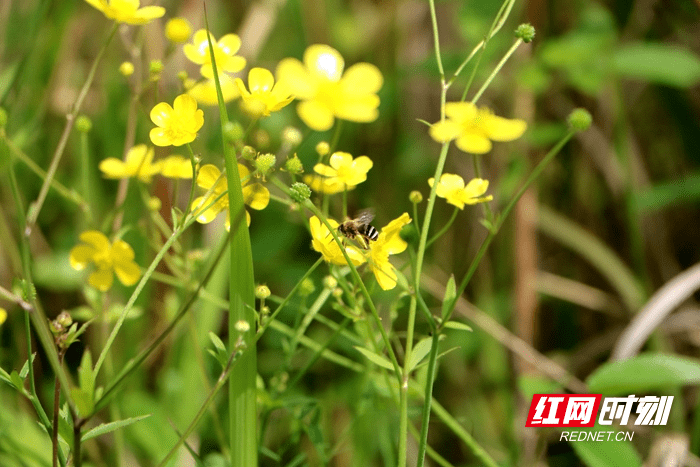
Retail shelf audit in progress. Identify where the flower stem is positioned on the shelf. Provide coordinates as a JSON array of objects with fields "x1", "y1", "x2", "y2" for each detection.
[
  {"x1": 426, "y1": 206, "x2": 460, "y2": 248},
  {"x1": 25, "y1": 23, "x2": 118, "y2": 235},
  {"x1": 470, "y1": 38, "x2": 523, "y2": 105}
]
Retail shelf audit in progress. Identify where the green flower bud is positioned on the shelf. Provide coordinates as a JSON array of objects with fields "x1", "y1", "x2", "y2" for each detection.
[
  {"x1": 515, "y1": 23, "x2": 536, "y2": 43},
  {"x1": 255, "y1": 153, "x2": 276, "y2": 176},
  {"x1": 255, "y1": 284, "x2": 271, "y2": 300},
  {"x1": 0, "y1": 107, "x2": 7, "y2": 128},
  {"x1": 241, "y1": 145, "x2": 256, "y2": 161},
  {"x1": 234, "y1": 320, "x2": 250, "y2": 332},
  {"x1": 149, "y1": 60, "x2": 163, "y2": 81},
  {"x1": 332, "y1": 287, "x2": 343, "y2": 298},
  {"x1": 315, "y1": 141, "x2": 330, "y2": 156},
  {"x1": 75, "y1": 115, "x2": 92, "y2": 133},
  {"x1": 567, "y1": 108, "x2": 592, "y2": 132},
  {"x1": 409, "y1": 190, "x2": 423, "y2": 204},
  {"x1": 224, "y1": 121, "x2": 244, "y2": 146},
  {"x1": 284, "y1": 154, "x2": 304, "y2": 175},
  {"x1": 322, "y1": 275, "x2": 337, "y2": 289},
  {"x1": 289, "y1": 182, "x2": 311, "y2": 203},
  {"x1": 298, "y1": 278, "x2": 315, "y2": 297},
  {"x1": 56, "y1": 311, "x2": 73, "y2": 328}
]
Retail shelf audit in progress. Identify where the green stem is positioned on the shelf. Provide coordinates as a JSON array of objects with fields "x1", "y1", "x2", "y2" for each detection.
[
  {"x1": 79, "y1": 130, "x2": 92, "y2": 225},
  {"x1": 426, "y1": 206, "x2": 459, "y2": 248},
  {"x1": 471, "y1": 38, "x2": 523, "y2": 105},
  {"x1": 26, "y1": 23, "x2": 118, "y2": 233}
]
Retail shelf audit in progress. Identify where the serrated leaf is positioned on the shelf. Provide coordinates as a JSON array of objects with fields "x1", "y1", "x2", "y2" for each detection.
[
  {"x1": 569, "y1": 429, "x2": 641, "y2": 467},
  {"x1": 441, "y1": 276, "x2": 456, "y2": 321},
  {"x1": 81, "y1": 414, "x2": 152, "y2": 442},
  {"x1": 209, "y1": 332, "x2": 226, "y2": 353},
  {"x1": 71, "y1": 387, "x2": 93, "y2": 417},
  {"x1": 587, "y1": 353, "x2": 700, "y2": 395},
  {"x1": 406, "y1": 337, "x2": 433, "y2": 373},
  {"x1": 443, "y1": 321, "x2": 473, "y2": 332},
  {"x1": 612, "y1": 43, "x2": 700, "y2": 88},
  {"x1": 354, "y1": 346, "x2": 394, "y2": 371}
]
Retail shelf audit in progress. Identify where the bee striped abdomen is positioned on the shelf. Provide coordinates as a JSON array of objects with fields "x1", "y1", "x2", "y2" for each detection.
[{"x1": 360, "y1": 224, "x2": 379, "y2": 241}]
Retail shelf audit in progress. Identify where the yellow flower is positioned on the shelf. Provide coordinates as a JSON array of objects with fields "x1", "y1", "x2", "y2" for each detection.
[
  {"x1": 186, "y1": 75, "x2": 240, "y2": 106},
  {"x1": 69, "y1": 231, "x2": 140, "y2": 292},
  {"x1": 276, "y1": 44, "x2": 383, "y2": 131},
  {"x1": 302, "y1": 175, "x2": 347, "y2": 195},
  {"x1": 309, "y1": 216, "x2": 366, "y2": 266},
  {"x1": 165, "y1": 17, "x2": 192, "y2": 43},
  {"x1": 159, "y1": 155, "x2": 194, "y2": 178},
  {"x1": 183, "y1": 29, "x2": 246, "y2": 79},
  {"x1": 99, "y1": 145, "x2": 161, "y2": 183},
  {"x1": 150, "y1": 94, "x2": 204, "y2": 147},
  {"x1": 312, "y1": 152, "x2": 373, "y2": 189},
  {"x1": 84, "y1": 0, "x2": 165, "y2": 25},
  {"x1": 429, "y1": 102, "x2": 527, "y2": 154},
  {"x1": 119, "y1": 61, "x2": 134, "y2": 76},
  {"x1": 428, "y1": 174, "x2": 493, "y2": 209},
  {"x1": 368, "y1": 213, "x2": 411, "y2": 290},
  {"x1": 235, "y1": 68, "x2": 294, "y2": 117},
  {"x1": 190, "y1": 164, "x2": 269, "y2": 229},
  {"x1": 0, "y1": 308, "x2": 6, "y2": 326}
]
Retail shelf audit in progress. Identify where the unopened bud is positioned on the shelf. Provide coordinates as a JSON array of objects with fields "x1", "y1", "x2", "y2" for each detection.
[
  {"x1": 289, "y1": 182, "x2": 311, "y2": 203},
  {"x1": 255, "y1": 284, "x2": 271, "y2": 300},
  {"x1": 568, "y1": 108, "x2": 592, "y2": 132},
  {"x1": 315, "y1": 141, "x2": 330, "y2": 156},
  {"x1": 515, "y1": 23, "x2": 536, "y2": 43},
  {"x1": 119, "y1": 61, "x2": 134, "y2": 76},
  {"x1": 284, "y1": 154, "x2": 304, "y2": 175},
  {"x1": 409, "y1": 190, "x2": 423, "y2": 204},
  {"x1": 75, "y1": 115, "x2": 92, "y2": 133}
]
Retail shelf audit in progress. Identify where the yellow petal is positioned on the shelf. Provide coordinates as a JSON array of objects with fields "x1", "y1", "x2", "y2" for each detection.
[
  {"x1": 218, "y1": 34, "x2": 241, "y2": 53},
  {"x1": 372, "y1": 260, "x2": 398, "y2": 290},
  {"x1": 192, "y1": 197, "x2": 224, "y2": 224},
  {"x1": 312, "y1": 163, "x2": 337, "y2": 177},
  {"x1": 445, "y1": 102, "x2": 477, "y2": 121},
  {"x1": 187, "y1": 76, "x2": 240, "y2": 106},
  {"x1": 276, "y1": 58, "x2": 314, "y2": 99},
  {"x1": 114, "y1": 260, "x2": 140, "y2": 286},
  {"x1": 333, "y1": 94, "x2": 380, "y2": 123},
  {"x1": 99, "y1": 158, "x2": 129, "y2": 179},
  {"x1": 160, "y1": 156, "x2": 194, "y2": 178},
  {"x1": 329, "y1": 152, "x2": 352, "y2": 170},
  {"x1": 130, "y1": 6, "x2": 165, "y2": 24},
  {"x1": 69, "y1": 245, "x2": 95, "y2": 270},
  {"x1": 455, "y1": 133, "x2": 492, "y2": 154},
  {"x1": 149, "y1": 128, "x2": 172, "y2": 147},
  {"x1": 429, "y1": 120, "x2": 461, "y2": 143},
  {"x1": 111, "y1": 239, "x2": 135, "y2": 262},
  {"x1": 305, "y1": 44, "x2": 344, "y2": 81},
  {"x1": 238, "y1": 163, "x2": 250, "y2": 183},
  {"x1": 248, "y1": 67, "x2": 274, "y2": 92},
  {"x1": 438, "y1": 173, "x2": 466, "y2": 191},
  {"x1": 242, "y1": 183, "x2": 270, "y2": 210},
  {"x1": 464, "y1": 178, "x2": 489, "y2": 198},
  {"x1": 79, "y1": 230, "x2": 110, "y2": 251},
  {"x1": 484, "y1": 115, "x2": 527, "y2": 142},
  {"x1": 173, "y1": 94, "x2": 198, "y2": 115},
  {"x1": 150, "y1": 102, "x2": 173, "y2": 127},
  {"x1": 197, "y1": 164, "x2": 222, "y2": 189},
  {"x1": 84, "y1": 0, "x2": 107, "y2": 13},
  {"x1": 88, "y1": 269, "x2": 114, "y2": 292},
  {"x1": 341, "y1": 63, "x2": 383, "y2": 93},
  {"x1": 297, "y1": 100, "x2": 335, "y2": 131},
  {"x1": 351, "y1": 156, "x2": 373, "y2": 173}
]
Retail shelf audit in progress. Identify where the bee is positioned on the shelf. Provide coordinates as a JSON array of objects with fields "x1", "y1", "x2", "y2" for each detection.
[{"x1": 338, "y1": 210, "x2": 379, "y2": 248}]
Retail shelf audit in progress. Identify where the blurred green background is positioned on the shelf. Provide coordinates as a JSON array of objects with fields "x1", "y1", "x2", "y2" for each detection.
[{"x1": 1, "y1": 0, "x2": 700, "y2": 465}]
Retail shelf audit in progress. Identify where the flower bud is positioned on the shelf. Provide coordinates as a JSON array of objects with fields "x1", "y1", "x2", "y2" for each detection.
[
  {"x1": 241, "y1": 145, "x2": 256, "y2": 161},
  {"x1": 409, "y1": 190, "x2": 423, "y2": 204},
  {"x1": 515, "y1": 23, "x2": 536, "y2": 43},
  {"x1": 147, "y1": 196, "x2": 162, "y2": 211},
  {"x1": 165, "y1": 18, "x2": 192, "y2": 44},
  {"x1": 322, "y1": 275, "x2": 337, "y2": 289},
  {"x1": 284, "y1": 154, "x2": 304, "y2": 175},
  {"x1": 234, "y1": 320, "x2": 250, "y2": 332},
  {"x1": 298, "y1": 278, "x2": 315, "y2": 297},
  {"x1": 315, "y1": 141, "x2": 330, "y2": 156},
  {"x1": 289, "y1": 182, "x2": 311, "y2": 203},
  {"x1": 282, "y1": 126, "x2": 302, "y2": 147},
  {"x1": 56, "y1": 311, "x2": 73, "y2": 328},
  {"x1": 119, "y1": 61, "x2": 134, "y2": 77},
  {"x1": 255, "y1": 284, "x2": 271, "y2": 300},
  {"x1": 149, "y1": 60, "x2": 163, "y2": 81},
  {"x1": 255, "y1": 153, "x2": 276, "y2": 176},
  {"x1": 75, "y1": 115, "x2": 92, "y2": 133},
  {"x1": 567, "y1": 108, "x2": 592, "y2": 132},
  {"x1": 332, "y1": 287, "x2": 343, "y2": 298}
]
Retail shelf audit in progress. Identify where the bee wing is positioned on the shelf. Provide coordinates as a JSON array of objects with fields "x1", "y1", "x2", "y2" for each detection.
[{"x1": 354, "y1": 209, "x2": 375, "y2": 225}]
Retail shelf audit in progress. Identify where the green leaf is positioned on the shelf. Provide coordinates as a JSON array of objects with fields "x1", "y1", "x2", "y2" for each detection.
[
  {"x1": 443, "y1": 321, "x2": 473, "y2": 332},
  {"x1": 354, "y1": 346, "x2": 394, "y2": 371},
  {"x1": 0, "y1": 366, "x2": 12, "y2": 385},
  {"x1": 633, "y1": 172, "x2": 700, "y2": 213},
  {"x1": 82, "y1": 414, "x2": 152, "y2": 442},
  {"x1": 406, "y1": 337, "x2": 433, "y2": 373},
  {"x1": 10, "y1": 370, "x2": 23, "y2": 391},
  {"x1": 441, "y1": 275, "x2": 456, "y2": 321},
  {"x1": 209, "y1": 332, "x2": 226, "y2": 353},
  {"x1": 75, "y1": 349, "x2": 95, "y2": 415},
  {"x1": 569, "y1": 430, "x2": 641, "y2": 467},
  {"x1": 587, "y1": 353, "x2": 700, "y2": 395},
  {"x1": 71, "y1": 387, "x2": 93, "y2": 418},
  {"x1": 612, "y1": 43, "x2": 700, "y2": 88},
  {"x1": 19, "y1": 354, "x2": 35, "y2": 379}
]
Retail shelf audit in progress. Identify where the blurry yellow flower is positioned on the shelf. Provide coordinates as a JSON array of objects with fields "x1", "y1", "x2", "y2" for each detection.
[
  {"x1": 235, "y1": 68, "x2": 294, "y2": 117},
  {"x1": 150, "y1": 94, "x2": 204, "y2": 147},
  {"x1": 159, "y1": 155, "x2": 194, "y2": 178},
  {"x1": 69, "y1": 231, "x2": 140, "y2": 292},
  {"x1": 428, "y1": 174, "x2": 493, "y2": 209},
  {"x1": 309, "y1": 216, "x2": 365, "y2": 266},
  {"x1": 302, "y1": 175, "x2": 347, "y2": 195},
  {"x1": 119, "y1": 61, "x2": 134, "y2": 76},
  {"x1": 99, "y1": 145, "x2": 161, "y2": 183},
  {"x1": 165, "y1": 17, "x2": 191, "y2": 43},
  {"x1": 147, "y1": 196, "x2": 162, "y2": 211},
  {"x1": 186, "y1": 75, "x2": 240, "y2": 106},
  {"x1": 191, "y1": 164, "x2": 269, "y2": 229},
  {"x1": 368, "y1": 213, "x2": 411, "y2": 290},
  {"x1": 84, "y1": 0, "x2": 165, "y2": 25},
  {"x1": 429, "y1": 102, "x2": 526, "y2": 154},
  {"x1": 183, "y1": 29, "x2": 246, "y2": 79},
  {"x1": 0, "y1": 308, "x2": 6, "y2": 326},
  {"x1": 276, "y1": 44, "x2": 383, "y2": 131},
  {"x1": 313, "y1": 152, "x2": 372, "y2": 190}
]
